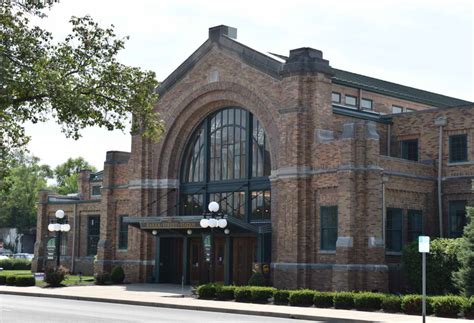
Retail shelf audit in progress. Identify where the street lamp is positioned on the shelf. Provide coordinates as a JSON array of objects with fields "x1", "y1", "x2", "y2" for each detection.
[
  {"x1": 200, "y1": 201, "x2": 227, "y2": 283},
  {"x1": 48, "y1": 209, "x2": 70, "y2": 269}
]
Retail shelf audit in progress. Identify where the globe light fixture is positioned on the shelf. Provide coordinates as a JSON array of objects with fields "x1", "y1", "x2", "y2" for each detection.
[
  {"x1": 55, "y1": 209, "x2": 65, "y2": 219},
  {"x1": 187, "y1": 229, "x2": 193, "y2": 235},
  {"x1": 208, "y1": 201, "x2": 219, "y2": 213},
  {"x1": 152, "y1": 230, "x2": 158, "y2": 236},
  {"x1": 47, "y1": 209, "x2": 69, "y2": 269},
  {"x1": 217, "y1": 218, "x2": 227, "y2": 229},
  {"x1": 200, "y1": 218, "x2": 209, "y2": 228},
  {"x1": 224, "y1": 228, "x2": 230, "y2": 235}
]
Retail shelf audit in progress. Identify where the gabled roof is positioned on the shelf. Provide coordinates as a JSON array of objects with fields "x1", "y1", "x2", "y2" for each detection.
[{"x1": 156, "y1": 25, "x2": 472, "y2": 109}]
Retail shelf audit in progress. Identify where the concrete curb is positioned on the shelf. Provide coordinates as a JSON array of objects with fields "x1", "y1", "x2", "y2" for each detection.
[{"x1": 0, "y1": 290, "x2": 375, "y2": 323}]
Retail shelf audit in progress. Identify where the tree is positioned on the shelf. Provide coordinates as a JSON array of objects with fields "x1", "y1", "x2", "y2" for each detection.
[
  {"x1": 453, "y1": 207, "x2": 474, "y2": 297},
  {"x1": 53, "y1": 157, "x2": 96, "y2": 195},
  {"x1": 0, "y1": 1, "x2": 163, "y2": 176},
  {"x1": 0, "y1": 153, "x2": 52, "y2": 233}
]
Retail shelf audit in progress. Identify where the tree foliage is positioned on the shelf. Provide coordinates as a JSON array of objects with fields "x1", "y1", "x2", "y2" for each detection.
[
  {"x1": 0, "y1": 153, "x2": 52, "y2": 232},
  {"x1": 0, "y1": 1, "x2": 163, "y2": 176},
  {"x1": 453, "y1": 207, "x2": 474, "y2": 297},
  {"x1": 53, "y1": 157, "x2": 95, "y2": 195}
]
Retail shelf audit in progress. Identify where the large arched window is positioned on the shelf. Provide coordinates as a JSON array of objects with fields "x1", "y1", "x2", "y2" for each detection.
[{"x1": 180, "y1": 107, "x2": 271, "y2": 223}]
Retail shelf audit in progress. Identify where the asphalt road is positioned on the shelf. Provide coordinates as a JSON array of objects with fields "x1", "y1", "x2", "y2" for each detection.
[{"x1": 0, "y1": 295, "x2": 322, "y2": 323}]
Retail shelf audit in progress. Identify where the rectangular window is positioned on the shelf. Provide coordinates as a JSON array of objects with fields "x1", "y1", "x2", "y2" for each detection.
[
  {"x1": 91, "y1": 185, "x2": 101, "y2": 196},
  {"x1": 345, "y1": 95, "x2": 357, "y2": 107},
  {"x1": 118, "y1": 215, "x2": 128, "y2": 250},
  {"x1": 449, "y1": 201, "x2": 467, "y2": 238},
  {"x1": 320, "y1": 206, "x2": 338, "y2": 250},
  {"x1": 407, "y1": 210, "x2": 423, "y2": 243},
  {"x1": 401, "y1": 139, "x2": 419, "y2": 161},
  {"x1": 331, "y1": 92, "x2": 341, "y2": 103},
  {"x1": 406, "y1": 108, "x2": 416, "y2": 113},
  {"x1": 392, "y1": 105, "x2": 403, "y2": 114},
  {"x1": 250, "y1": 190, "x2": 271, "y2": 222},
  {"x1": 181, "y1": 194, "x2": 203, "y2": 215},
  {"x1": 87, "y1": 215, "x2": 100, "y2": 256},
  {"x1": 449, "y1": 134, "x2": 468, "y2": 163},
  {"x1": 386, "y1": 208, "x2": 403, "y2": 252},
  {"x1": 361, "y1": 98, "x2": 373, "y2": 110}
]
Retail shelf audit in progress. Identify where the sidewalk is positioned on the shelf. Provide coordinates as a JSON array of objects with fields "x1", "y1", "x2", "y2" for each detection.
[{"x1": 0, "y1": 284, "x2": 469, "y2": 323}]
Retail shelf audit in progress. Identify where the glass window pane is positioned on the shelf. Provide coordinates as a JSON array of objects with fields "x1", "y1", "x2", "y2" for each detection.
[
  {"x1": 320, "y1": 206, "x2": 337, "y2": 250},
  {"x1": 449, "y1": 134, "x2": 468, "y2": 163},
  {"x1": 392, "y1": 105, "x2": 403, "y2": 113},
  {"x1": 386, "y1": 208, "x2": 402, "y2": 252},
  {"x1": 361, "y1": 98, "x2": 373, "y2": 110},
  {"x1": 345, "y1": 95, "x2": 357, "y2": 107},
  {"x1": 332, "y1": 92, "x2": 341, "y2": 103}
]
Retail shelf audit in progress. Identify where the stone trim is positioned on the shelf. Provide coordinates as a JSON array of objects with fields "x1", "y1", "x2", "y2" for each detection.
[
  {"x1": 315, "y1": 129, "x2": 335, "y2": 143},
  {"x1": 129, "y1": 179, "x2": 179, "y2": 189},
  {"x1": 95, "y1": 259, "x2": 155, "y2": 266},
  {"x1": 272, "y1": 262, "x2": 388, "y2": 271},
  {"x1": 336, "y1": 236, "x2": 353, "y2": 248},
  {"x1": 278, "y1": 106, "x2": 308, "y2": 114}
]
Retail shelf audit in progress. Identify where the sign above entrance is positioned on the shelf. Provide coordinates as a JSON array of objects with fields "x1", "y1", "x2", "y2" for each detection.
[{"x1": 139, "y1": 219, "x2": 201, "y2": 230}]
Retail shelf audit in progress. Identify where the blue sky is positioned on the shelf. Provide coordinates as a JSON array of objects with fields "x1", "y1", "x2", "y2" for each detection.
[{"x1": 25, "y1": 0, "x2": 473, "y2": 171}]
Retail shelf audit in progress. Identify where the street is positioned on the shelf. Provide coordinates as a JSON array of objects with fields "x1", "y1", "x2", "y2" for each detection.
[{"x1": 0, "y1": 295, "x2": 321, "y2": 323}]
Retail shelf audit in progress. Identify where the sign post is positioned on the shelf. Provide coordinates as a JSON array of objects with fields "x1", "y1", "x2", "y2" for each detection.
[{"x1": 418, "y1": 236, "x2": 430, "y2": 323}]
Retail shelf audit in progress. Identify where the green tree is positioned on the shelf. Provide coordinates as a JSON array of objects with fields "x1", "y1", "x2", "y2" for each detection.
[
  {"x1": 0, "y1": 1, "x2": 163, "y2": 177},
  {"x1": 453, "y1": 207, "x2": 474, "y2": 297},
  {"x1": 53, "y1": 157, "x2": 96, "y2": 195},
  {"x1": 0, "y1": 153, "x2": 52, "y2": 233}
]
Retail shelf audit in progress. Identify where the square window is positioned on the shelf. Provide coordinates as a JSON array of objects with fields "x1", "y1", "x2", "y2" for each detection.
[
  {"x1": 320, "y1": 206, "x2": 338, "y2": 250},
  {"x1": 401, "y1": 139, "x2": 419, "y2": 161},
  {"x1": 331, "y1": 92, "x2": 341, "y2": 103},
  {"x1": 449, "y1": 134, "x2": 468, "y2": 163},
  {"x1": 91, "y1": 185, "x2": 101, "y2": 196},
  {"x1": 361, "y1": 98, "x2": 373, "y2": 110},
  {"x1": 392, "y1": 105, "x2": 403, "y2": 114},
  {"x1": 345, "y1": 95, "x2": 357, "y2": 107}
]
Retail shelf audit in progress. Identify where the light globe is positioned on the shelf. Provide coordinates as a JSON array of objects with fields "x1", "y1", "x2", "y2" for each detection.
[
  {"x1": 53, "y1": 223, "x2": 61, "y2": 231},
  {"x1": 62, "y1": 224, "x2": 71, "y2": 232},
  {"x1": 208, "y1": 218, "x2": 218, "y2": 228},
  {"x1": 200, "y1": 219, "x2": 209, "y2": 228},
  {"x1": 55, "y1": 209, "x2": 65, "y2": 219},
  {"x1": 217, "y1": 219, "x2": 227, "y2": 228},
  {"x1": 208, "y1": 201, "x2": 219, "y2": 213},
  {"x1": 48, "y1": 224, "x2": 54, "y2": 232}
]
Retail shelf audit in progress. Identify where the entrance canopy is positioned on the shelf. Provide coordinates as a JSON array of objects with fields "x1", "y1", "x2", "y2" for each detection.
[{"x1": 123, "y1": 215, "x2": 271, "y2": 234}]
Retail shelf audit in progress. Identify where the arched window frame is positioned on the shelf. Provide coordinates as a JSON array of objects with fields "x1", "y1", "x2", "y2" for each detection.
[{"x1": 180, "y1": 107, "x2": 271, "y2": 223}]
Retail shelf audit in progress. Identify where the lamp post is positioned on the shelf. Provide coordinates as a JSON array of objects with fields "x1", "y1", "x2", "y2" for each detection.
[
  {"x1": 200, "y1": 201, "x2": 228, "y2": 283},
  {"x1": 47, "y1": 210, "x2": 71, "y2": 269}
]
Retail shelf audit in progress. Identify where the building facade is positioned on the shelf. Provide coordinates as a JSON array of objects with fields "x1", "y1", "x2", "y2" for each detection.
[{"x1": 33, "y1": 25, "x2": 473, "y2": 292}]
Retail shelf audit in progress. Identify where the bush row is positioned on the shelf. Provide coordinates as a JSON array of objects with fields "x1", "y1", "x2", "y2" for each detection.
[
  {"x1": 0, "y1": 258, "x2": 32, "y2": 270},
  {"x1": 196, "y1": 284, "x2": 474, "y2": 318},
  {"x1": 0, "y1": 274, "x2": 36, "y2": 287}
]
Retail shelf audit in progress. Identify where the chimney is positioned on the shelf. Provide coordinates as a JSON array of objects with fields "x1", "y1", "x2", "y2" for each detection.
[{"x1": 209, "y1": 25, "x2": 237, "y2": 40}]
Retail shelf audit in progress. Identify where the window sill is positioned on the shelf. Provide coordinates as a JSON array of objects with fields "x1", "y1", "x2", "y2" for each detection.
[
  {"x1": 319, "y1": 250, "x2": 336, "y2": 254},
  {"x1": 386, "y1": 251, "x2": 402, "y2": 256},
  {"x1": 448, "y1": 161, "x2": 473, "y2": 166},
  {"x1": 117, "y1": 249, "x2": 128, "y2": 252}
]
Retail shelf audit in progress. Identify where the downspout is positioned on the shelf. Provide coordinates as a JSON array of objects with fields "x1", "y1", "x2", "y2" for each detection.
[
  {"x1": 382, "y1": 175, "x2": 389, "y2": 246},
  {"x1": 387, "y1": 124, "x2": 391, "y2": 156},
  {"x1": 71, "y1": 202, "x2": 77, "y2": 273},
  {"x1": 435, "y1": 116, "x2": 447, "y2": 238}
]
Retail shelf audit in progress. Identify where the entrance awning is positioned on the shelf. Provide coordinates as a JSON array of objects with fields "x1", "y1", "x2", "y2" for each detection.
[{"x1": 123, "y1": 215, "x2": 271, "y2": 234}]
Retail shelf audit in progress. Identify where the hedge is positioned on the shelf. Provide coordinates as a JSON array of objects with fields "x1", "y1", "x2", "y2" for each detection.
[
  {"x1": 273, "y1": 290, "x2": 290, "y2": 305},
  {"x1": 431, "y1": 296, "x2": 465, "y2": 318},
  {"x1": 110, "y1": 266, "x2": 125, "y2": 284},
  {"x1": 6, "y1": 275, "x2": 16, "y2": 285},
  {"x1": 235, "y1": 287, "x2": 252, "y2": 302},
  {"x1": 215, "y1": 285, "x2": 236, "y2": 300},
  {"x1": 464, "y1": 297, "x2": 474, "y2": 319},
  {"x1": 250, "y1": 287, "x2": 276, "y2": 303},
  {"x1": 0, "y1": 258, "x2": 32, "y2": 270},
  {"x1": 381, "y1": 295, "x2": 402, "y2": 313},
  {"x1": 197, "y1": 283, "x2": 218, "y2": 299},
  {"x1": 354, "y1": 292, "x2": 384, "y2": 311},
  {"x1": 401, "y1": 294, "x2": 433, "y2": 315},
  {"x1": 0, "y1": 275, "x2": 6, "y2": 285},
  {"x1": 15, "y1": 275, "x2": 36, "y2": 287},
  {"x1": 313, "y1": 292, "x2": 334, "y2": 308},
  {"x1": 289, "y1": 290, "x2": 315, "y2": 307},
  {"x1": 334, "y1": 292, "x2": 356, "y2": 309}
]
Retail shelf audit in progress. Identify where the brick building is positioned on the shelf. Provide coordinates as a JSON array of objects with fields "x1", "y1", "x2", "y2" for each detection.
[{"x1": 32, "y1": 25, "x2": 473, "y2": 292}]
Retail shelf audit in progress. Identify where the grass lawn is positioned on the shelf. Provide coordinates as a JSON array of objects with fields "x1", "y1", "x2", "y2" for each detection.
[{"x1": 0, "y1": 270, "x2": 94, "y2": 287}]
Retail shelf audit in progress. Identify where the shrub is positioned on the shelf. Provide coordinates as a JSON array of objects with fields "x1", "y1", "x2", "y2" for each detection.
[
  {"x1": 248, "y1": 272, "x2": 265, "y2": 286},
  {"x1": 402, "y1": 238, "x2": 462, "y2": 295},
  {"x1": 6, "y1": 275, "x2": 16, "y2": 285},
  {"x1": 273, "y1": 290, "x2": 290, "y2": 305},
  {"x1": 235, "y1": 287, "x2": 252, "y2": 302},
  {"x1": 431, "y1": 296, "x2": 465, "y2": 318},
  {"x1": 381, "y1": 295, "x2": 402, "y2": 313},
  {"x1": 110, "y1": 266, "x2": 125, "y2": 284},
  {"x1": 94, "y1": 272, "x2": 111, "y2": 285},
  {"x1": 453, "y1": 207, "x2": 474, "y2": 297},
  {"x1": 313, "y1": 292, "x2": 334, "y2": 308},
  {"x1": 0, "y1": 275, "x2": 6, "y2": 285},
  {"x1": 44, "y1": 266, "x2": 67, "y2": 287},
  {"x1": 12, "y1": 259, "x2": 31, "y2": 270},
  {"x1": 0, "y1": 259, "x2": 13, "y2": 270},
  {"x1": 215, "y1": 285, "x2": 235, "y2": 300},
  {"x1": 334, "y1": 292, "x2": 356, "y2": 309},
  {"x1": 289, "y1": 290, "x2": 315, "y2": 307},
  {"x1": 464, "y1": 297, "x2": 474, "y2": 319},
  {"x1": 354, "y1": 292, "x2": 384, "y2": 311},
  {"x1": 401, "y1": 294, "x2": 433, "y2": 315},
  {"x1": 197, "y1": 284, "x2": 217, "y2": 299},
  {"x1": 250, "y1": 287, "x2": 276, "y2": 303},
  {"x1": 15, "y1": 275, "x2": 36, "y2": 287}
]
